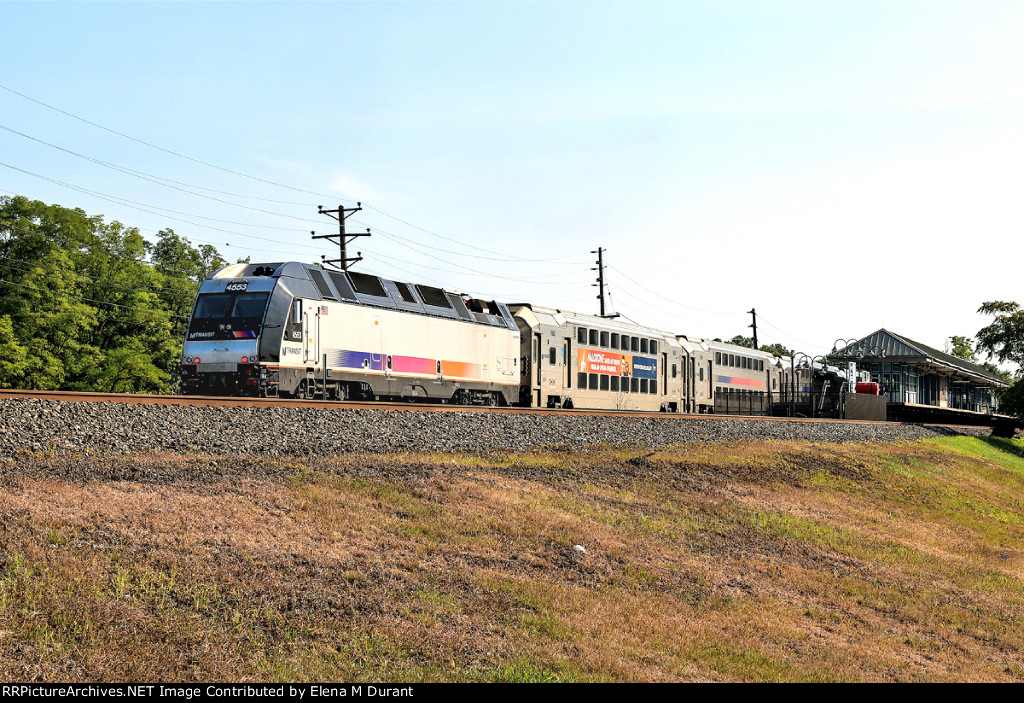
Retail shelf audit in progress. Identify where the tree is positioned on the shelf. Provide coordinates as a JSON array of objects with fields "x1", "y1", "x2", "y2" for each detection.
[
  {"x1": 760, "y1": 343, "x2": 793, "y2": 358},
  {"x1": 976, "y1": 301, "x2": 1024, "y2": 421},
  {"x1": 727, "y1": 335, "x2": 755, "y2": 348},
  {"x1": 0, "y1": 195, "x2": 226, "y2": 394},
  {"x1": 976, "y1": 301, "x2": 1024, "y2": 371},
  {"x1": 947, "y1": 335, "x2": 977, "y2": 361}
]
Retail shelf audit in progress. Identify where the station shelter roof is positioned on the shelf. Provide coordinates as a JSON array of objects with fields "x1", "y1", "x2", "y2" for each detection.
[{"x1": 833, "y1": 329, "x2": 1008, "y2": 389}]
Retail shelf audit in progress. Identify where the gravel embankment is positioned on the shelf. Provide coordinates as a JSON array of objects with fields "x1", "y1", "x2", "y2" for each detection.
[{"x1": 0, "y1": 398, "x2": 991, "y2": 458}]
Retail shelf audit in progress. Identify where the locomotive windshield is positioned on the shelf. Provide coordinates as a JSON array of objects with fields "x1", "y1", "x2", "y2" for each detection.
[{"x1": 187, "y1": 292, "x2": 269, "y2": 341}]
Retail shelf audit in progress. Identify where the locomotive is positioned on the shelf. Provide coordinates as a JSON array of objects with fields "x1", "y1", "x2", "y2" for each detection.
[{"x1": 179, "y1": 261, "x2": 847, "y2": 414}]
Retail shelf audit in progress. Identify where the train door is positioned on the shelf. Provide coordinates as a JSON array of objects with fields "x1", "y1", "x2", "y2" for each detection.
[
  {"x1": 661, "y1": 352, "x2": 668, "y2": 396},
  {"x1": 564, "y1": 338, "x2": 572, "y2": 391},
  {"x1": 373, "y1": 316, "x2": 385, "y2": 381},
  {"x1": 690, "y1": 357, "x2": 696, "y2": 411},
  {"x1": 534, "y1": 333, "x2": 543, "y2": 407},
  {"x1": 302, "y1": 302, "x2": 319, "y2": 365}
]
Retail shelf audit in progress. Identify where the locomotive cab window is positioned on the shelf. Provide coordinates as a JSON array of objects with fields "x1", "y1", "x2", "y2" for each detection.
[{"x1": 188, "y1": 292, "x2": 269, "y2": 341}]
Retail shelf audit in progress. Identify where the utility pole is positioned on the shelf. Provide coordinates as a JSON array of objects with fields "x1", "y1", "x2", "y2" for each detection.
[
  {"x1": 312, "y1": 203, "x2": 370, "y2": 271},
  {"x1": 748, "y1": 308, "x2": 759, "y2": 349},
  {"x1": 591, "y1": 247, "x2": 619, "y2": 319}
]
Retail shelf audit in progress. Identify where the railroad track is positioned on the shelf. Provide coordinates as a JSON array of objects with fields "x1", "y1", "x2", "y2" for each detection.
[{"x1": 0, "y1": 388, "x2": 983, "y2": 429}]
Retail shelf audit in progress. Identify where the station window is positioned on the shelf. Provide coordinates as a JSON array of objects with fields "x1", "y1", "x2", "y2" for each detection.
[
  {"x1": 600, "y1": 375, "x2": 609, "y2": 391},
  {"x1": 578, "y1": 372, "x2": 587, "y2": 389},
  {"x1": 589, "y1": 374, "x2": 598, "y2": 390},
  {"x1": 549, "y1": 347, "x2": 556, "y2": 365},
  {"x1": 600, "y1": 331, "x2": 609, "y2": 348},
  {"x1": 577, "y1": 327, "x2": 587, "y2": 344},
  {"x1": 611, "y1": 333, "x2": 619, "y2": 349},
  {"x1": 589, "y1": 329, "x2": 599, "y2": 346},
  {"x1": 610, "y1": 376, "x2": 620, "y2": 392}
]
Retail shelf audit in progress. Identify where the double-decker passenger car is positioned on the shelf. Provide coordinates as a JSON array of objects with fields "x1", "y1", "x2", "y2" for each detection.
[{"x1": 509, "y1": 304, "x2": 684, "y2": 412}]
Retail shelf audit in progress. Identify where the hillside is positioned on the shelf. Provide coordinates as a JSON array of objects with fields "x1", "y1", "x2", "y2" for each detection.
[{"x1": 1, "y1": 435, "x2": 1023, "y2": 682}]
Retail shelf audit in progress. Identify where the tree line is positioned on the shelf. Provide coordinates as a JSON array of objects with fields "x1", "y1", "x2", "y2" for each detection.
[{"x1": 0, "y1": 195, "x2": 227, "y2": 393}]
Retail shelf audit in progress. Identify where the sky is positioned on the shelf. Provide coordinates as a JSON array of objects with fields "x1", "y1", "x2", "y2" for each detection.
[{"x1": 1, "y1": 1, "x2": 1022, "y2": 368}]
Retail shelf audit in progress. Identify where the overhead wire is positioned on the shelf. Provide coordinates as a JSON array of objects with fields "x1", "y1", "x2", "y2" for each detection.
[{"x1": 0, "y1": 83, "x2": 587, "y2": 266}]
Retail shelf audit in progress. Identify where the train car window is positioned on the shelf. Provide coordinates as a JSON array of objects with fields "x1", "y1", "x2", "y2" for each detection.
[
  {"x1": 307, "y1": 268, "x2": 337, "y2": 300},
  {"x1": 577, "y1": 327, "x2": 587, "y2": 344},
  {"x1": 699, "y1": 368, "x2": 704, "y2": 382},
  {"x1": 415, "y1": 285, "x2": 453, "y2": 308},
  {"x1": 611, "y1": 333, "x2": 619, "y2": 349},
  {"x1": 327, "y1": 272, "x2": 358, "y2": 301},
  {"x1": 631, "y1": 337, "x2": 639, "y2": 352},
  {"x1": 715, "y1": 352, "x2": 721, "y2": 364},
  {"x1": 600, "y1": 375, "x2": 609, "y2": 391},
  {"x1": 193, "y1": 294, "x2": 232, "y2": 319},
  {"x1": 588, "y1": 374, "x2": 598, "y2": 390},
  {"x1": 549, "y1": 347, "x2": 556, "y2": 365},
  {"x1": 230, "y1": 293, "x2": 270, "y2": 319},
  {"x1": 632, "y1": 378, "x2": 640, "y2": 393},
  {"x1": 640, "y1": 379, "x2": 648, "y2": 393},
  {"x1": 610, "y1": 376, "x2": 619, "y2": 392},
  {"x1": 672, "y1": 364, "x2": 677, "y2": 378},
  {"x1": 640, "y1": 339, "x2": 648, "y2": 354},
  {"x1": 578, "y1": 372, "x2": 587, "y2": 389},
  {"x1": 394, "y1": 282, "x2": 418, "y2": 303},
  {"x1": 589, "y1": 329, "x2": 598, "y2": 346},
  {"x1": 600, "y1": 331, "x2": 609, "y2": 348},
  {"x1": 348, "y1": 271, "x2": 388, "y2": 297},
  {"x1": 650, "y1": 340, "x2": 658, "y2": 355}
]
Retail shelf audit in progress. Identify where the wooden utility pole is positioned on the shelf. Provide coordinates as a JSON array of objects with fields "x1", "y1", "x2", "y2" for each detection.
[{"x1": 313, "y1": 203, "x2": 370, "y2": 271}]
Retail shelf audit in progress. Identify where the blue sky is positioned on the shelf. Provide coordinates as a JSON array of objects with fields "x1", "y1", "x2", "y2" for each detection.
[{"x1": 2, "y1": 1, "x2": 1022, "y2": 364}]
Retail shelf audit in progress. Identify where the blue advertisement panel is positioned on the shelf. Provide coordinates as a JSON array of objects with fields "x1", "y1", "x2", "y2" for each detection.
[{"x1": 631, "y1": 355, "x2": 658, "y2": 379}]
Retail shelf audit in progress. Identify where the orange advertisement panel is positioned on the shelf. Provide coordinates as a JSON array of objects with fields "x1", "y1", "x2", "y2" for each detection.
[{"x1": 579, "y1": 349, "x2": 624, "y2": 375}]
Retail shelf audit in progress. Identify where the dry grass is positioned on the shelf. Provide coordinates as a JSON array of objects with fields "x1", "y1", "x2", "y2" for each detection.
[{"x1": 1, "y1": 435, "x2": 1023, "y2": 681}]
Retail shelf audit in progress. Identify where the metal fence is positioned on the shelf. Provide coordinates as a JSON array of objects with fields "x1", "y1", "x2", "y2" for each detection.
[
  {"x1": 713, "y1": 391, "x2": 847, "y2": 418},
  {"x1": 713, "y1": 394, "x2": 773, "y2": 416}
]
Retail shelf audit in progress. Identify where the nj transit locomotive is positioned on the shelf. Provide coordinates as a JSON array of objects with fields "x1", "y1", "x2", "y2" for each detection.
[{"x1": 179, "y1": 262, "x2": 848, "y2": 413}]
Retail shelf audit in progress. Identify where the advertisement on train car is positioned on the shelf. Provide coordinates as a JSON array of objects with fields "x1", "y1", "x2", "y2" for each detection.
[{"x1": 579, "y1": 350, "x2": 658, "y2": 378}]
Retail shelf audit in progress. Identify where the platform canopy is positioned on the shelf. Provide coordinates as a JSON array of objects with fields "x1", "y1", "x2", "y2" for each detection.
[{"x1": 832, "y1": 329, "x2": 1008, "y2": 389}]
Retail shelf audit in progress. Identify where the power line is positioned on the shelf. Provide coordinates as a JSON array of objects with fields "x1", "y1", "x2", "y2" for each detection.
[{"x1": 0, "y1": 83, "x2": 587, "y2": 266}]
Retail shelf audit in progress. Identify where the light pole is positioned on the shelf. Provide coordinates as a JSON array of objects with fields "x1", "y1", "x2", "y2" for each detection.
[
  {"x1": 777, "y1": 352, "x2": 827, "y2": 417},
  {"x1": 829, "y1": 338, "x2": 886, "y2": 393}
]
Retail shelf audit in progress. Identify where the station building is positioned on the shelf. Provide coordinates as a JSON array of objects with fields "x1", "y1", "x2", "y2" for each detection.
[{"x1": 831, "y1": 329, "x2": 1008, "y2": 416}]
